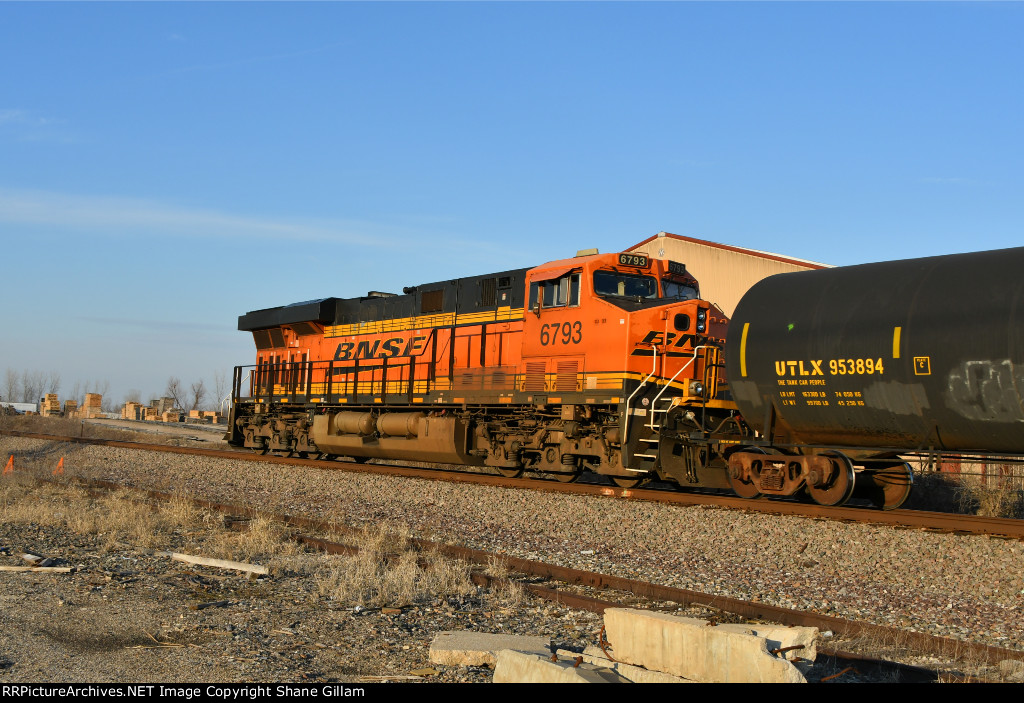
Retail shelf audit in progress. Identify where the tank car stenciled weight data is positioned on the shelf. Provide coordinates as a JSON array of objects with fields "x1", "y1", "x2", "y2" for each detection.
[{"x1": 227, "y1": 243, "x2": 1024, "y2": 510}]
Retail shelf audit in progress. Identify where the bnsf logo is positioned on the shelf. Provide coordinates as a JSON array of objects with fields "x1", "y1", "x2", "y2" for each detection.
[
  {"x1": 636, "y1": 330, "x2": 707, "y2": 348},
  {"x1": 334, "y1": 336, "x2": 428, "y2": 361},
  {"x1": 629, "y1": 330, "x2": 710, "y2": 356}
]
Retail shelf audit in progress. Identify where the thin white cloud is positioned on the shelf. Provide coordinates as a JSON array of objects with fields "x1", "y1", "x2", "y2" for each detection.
[
  {"x1": 0, "y1": 188, "x2": 389, "y2": 245},
  {"x1": 0, "y1": 108, "x2": 73, "y2": 142},
  {"x1": 0, "y1": 188, "x2": 532, "y2": 263},
  {"x1": 0, "y1": 109, "x2": 30, "y2": 126}
]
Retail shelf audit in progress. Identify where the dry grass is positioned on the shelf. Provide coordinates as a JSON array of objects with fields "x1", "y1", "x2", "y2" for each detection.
[
  {"x1": 0, "y1": 415, "x2": 144, "y2": 443},
  {"x1": 0, "y1": 480, "x2": 210, "y2": 551},
  {"x1": 314, "y1": 524, "x2": 475, "y2": 608},
  {"x1": 904, "y1": 469, "x2": 1024, "y2": 518},
  {"x1": 955, "y1": 475, "x2": 1024, "y2": 519},
  {"x1": 484, "y1": 555, "x2": 527, "y2": 608}
]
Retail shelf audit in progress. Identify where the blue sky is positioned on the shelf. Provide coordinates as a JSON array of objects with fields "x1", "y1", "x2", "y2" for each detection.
[{"x1": 2, "y1": 2, "x2": 1023, "y2": 406}]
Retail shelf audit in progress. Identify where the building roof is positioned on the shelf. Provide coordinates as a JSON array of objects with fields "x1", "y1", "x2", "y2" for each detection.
[{"x1": 629, "y1": 231, "x2": 830, "y2": 269}]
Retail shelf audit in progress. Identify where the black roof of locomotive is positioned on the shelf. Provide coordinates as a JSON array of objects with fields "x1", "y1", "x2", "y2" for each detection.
[{"x1": 238, "y1": 267, "x2": 531, "y2": 332}]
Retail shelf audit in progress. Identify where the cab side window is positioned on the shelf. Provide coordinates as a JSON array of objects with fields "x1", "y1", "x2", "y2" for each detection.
[{"x1": 529, "y1": 272, "x2": 581, "y2": 310}]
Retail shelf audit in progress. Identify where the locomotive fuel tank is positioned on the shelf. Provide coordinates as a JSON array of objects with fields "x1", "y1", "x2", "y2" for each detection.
[{"x1": 726, "y1": 245, "x2": 1024, "y2": 455}]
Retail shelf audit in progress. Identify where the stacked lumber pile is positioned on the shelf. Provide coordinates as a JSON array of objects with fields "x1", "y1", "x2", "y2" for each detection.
[
  {"x1": 80, "y1": 393, "x2": 103, "y2": 419},
  {"x1": 144, "y1": 407, "x2": 159, "y2": 421},
  {"x1": 161, "y1": 410, "x2": 181, "y2": 423},
  {"x1": 39, "y1": 394, "x2": 60, "y2": 417},
  {"x1": 63, "y1": 400, "x2": 78, "y2": 418},
  {"x1": 122, "y1": 402, "x2": 143, "y2": 421}
]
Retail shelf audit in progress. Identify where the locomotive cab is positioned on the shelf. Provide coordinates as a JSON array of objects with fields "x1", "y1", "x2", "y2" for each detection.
[{"x1": 519, "y1": 251, "x2": 730, "y2": 486}]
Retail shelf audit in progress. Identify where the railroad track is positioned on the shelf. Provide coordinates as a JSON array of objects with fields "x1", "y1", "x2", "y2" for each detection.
[
  {"x1": 19, "y1": 469, "x2": 1018, "y2": 681},
  {"x1": 4, "y1": 428, "x2": 1023, "y2": 540}
]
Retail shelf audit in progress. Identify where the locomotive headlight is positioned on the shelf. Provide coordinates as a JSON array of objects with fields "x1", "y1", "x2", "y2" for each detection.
[
  {"x1": 689, "y1": 381, "x2": 705, "y2": 397},
  {"x1": 696, "y1": 309, "x2": 706, "y2": 333}
]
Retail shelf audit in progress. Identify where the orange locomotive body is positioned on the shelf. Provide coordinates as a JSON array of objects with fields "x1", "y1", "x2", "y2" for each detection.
[{"x1": 229, "y1": 250, "x2": 744, "y2": 488}]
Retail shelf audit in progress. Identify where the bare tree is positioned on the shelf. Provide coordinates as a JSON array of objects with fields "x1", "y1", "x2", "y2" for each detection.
[
  {"x1": 3, "y1": 369, "x2": 19, "y2": 404},
  {"x1": 45, "y1": 371, "x2": 61, "y2": 396},
  {"x1": 85, "y1": 379, "x2": 110, "y2": 397},
  {"x1": 190, "y1": 379, "x2": 207, "y2": 412},
  {"x1": 213, "y1": 369, "x2": 230, "y2": 411},
  {"x1": 70, "y1": 381, "x2": 82, "y2": 405},
  {"x1": 166, "y1": 377, "x2": 187, "y2": 411},
  {"x1": 20, "y1": 369, "x2": 45, "y2": 404},
  {"x1": 123, "y1": 389, "x2": 142, "y2": 404}
]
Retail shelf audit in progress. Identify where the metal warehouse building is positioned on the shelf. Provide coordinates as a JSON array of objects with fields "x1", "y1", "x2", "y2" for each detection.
[{"x1": 629, "y1": 231, "x2": 828, "y2": 316}]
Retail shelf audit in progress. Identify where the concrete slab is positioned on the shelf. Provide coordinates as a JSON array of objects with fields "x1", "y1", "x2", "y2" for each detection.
[
  {"x1": 428, "y1": 631, "x2": 552, "y2": 667},
  {"x1": 715, "y1": 623, "x2": 818, "y2": 662},
  {"x1": 603, "y1": 608, "x2": 807, "y2": 683},
  {"x1": 493, "y1": 649, "x2": 631, "y2": 683},
  {"x1": 564, "y1": 648, "x2": 692, "y2": 683}
]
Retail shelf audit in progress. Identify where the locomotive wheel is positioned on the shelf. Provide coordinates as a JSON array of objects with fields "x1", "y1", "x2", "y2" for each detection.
[
  {"x1": 806, "y1": 451, "x2": 856, "y2": 506},
  {"x1": 611, "y1": 476, "x2": 646, "y2": 489},
  {"x1": 867, "y1": 462, "x2": 914, "y2": 511},
  {"x1": 552, "y1": 471, "x2": 581, "y2": 483},
  {"x1": 496, "y1": 467, "x2": 525, "y2": 479}
]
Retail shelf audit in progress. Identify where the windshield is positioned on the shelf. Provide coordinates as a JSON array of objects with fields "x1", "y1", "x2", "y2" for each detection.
[
  {"x1": 593, "y1": 270, "x2": 659, "y2": 299},
  {"x1": 662, "y1": 279, "x2": 698, "y2": 300}
]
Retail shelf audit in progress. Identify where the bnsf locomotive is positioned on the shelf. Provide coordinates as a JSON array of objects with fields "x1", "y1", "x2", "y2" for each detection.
[
  {"x1": 231, "y1": 245, "x2": 1024, "y2": 511},
  {"x1": 228, "y1": 250, "x2": 745, "y2": 493}
]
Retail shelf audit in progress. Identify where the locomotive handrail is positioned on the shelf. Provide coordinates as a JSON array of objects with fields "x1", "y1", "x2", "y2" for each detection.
[
  {"x1": 623, "y1": 344, "x2": 659, "y2": 444},
  {"x1": 647, "y1": 345, "x2": 710, "y2": 434}
]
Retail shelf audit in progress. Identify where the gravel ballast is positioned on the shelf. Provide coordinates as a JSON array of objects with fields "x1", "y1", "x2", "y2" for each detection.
[{"x1": 2, "y1": 430, "x2": 1023, "y2": 681}]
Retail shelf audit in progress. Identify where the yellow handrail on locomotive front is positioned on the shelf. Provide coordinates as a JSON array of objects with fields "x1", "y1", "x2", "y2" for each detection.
[
  {"x1": 622, "y1": 344, "x2": 659, "y2": 444},
  {"x1": 647, "y1": 346, "x2": 711, "y2": 434}
]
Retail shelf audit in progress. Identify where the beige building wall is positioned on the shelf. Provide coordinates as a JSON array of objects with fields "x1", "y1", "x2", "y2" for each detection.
[{"x1": 629, "y1": 232, "x2": 828, "y2": 317}]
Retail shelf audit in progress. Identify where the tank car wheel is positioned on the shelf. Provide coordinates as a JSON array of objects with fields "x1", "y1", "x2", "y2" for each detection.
[
  {"x1": 866, "y1": 462, "x2": 914, "y2": 511},
  {"x1": 611, "y1": 476, "x2": 646, "y2": 489},
  {"x1": 806, "y1": 451, "x2": 856, "y2": 506},
  {"x1": 727, "y1": 447, "x2": 763, "y2": 499},
  {"x1": 496, "y1": 467, "x2": 525, "y2": 479},
  {"x1": 295, "y1": 451, "x2": 309, "y2": 459},
  {"x1": 552, "y1": 470, "x2": 582, "y2": 483}
]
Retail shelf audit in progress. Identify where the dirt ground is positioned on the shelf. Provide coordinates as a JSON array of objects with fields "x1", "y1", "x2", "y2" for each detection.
[{"x1": 0, "y1": 474, "x2": 600, "y2": 684}]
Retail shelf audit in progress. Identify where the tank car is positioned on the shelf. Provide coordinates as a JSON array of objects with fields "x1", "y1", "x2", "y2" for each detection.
[
  {"x1": 724, "y1": 245, "x2": 1024, "y2": 509},
  {"x1": 228, "y1": 250, "x2": 740, "y2": 490}
]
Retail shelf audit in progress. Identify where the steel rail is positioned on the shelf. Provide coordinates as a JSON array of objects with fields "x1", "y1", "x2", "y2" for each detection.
[
  {"x1": 24, "y1": 471, "x2": 1023, "y2": 673},
  {"x1": 3, "y1": 428, "x2": 1024, "y2": 540}
]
